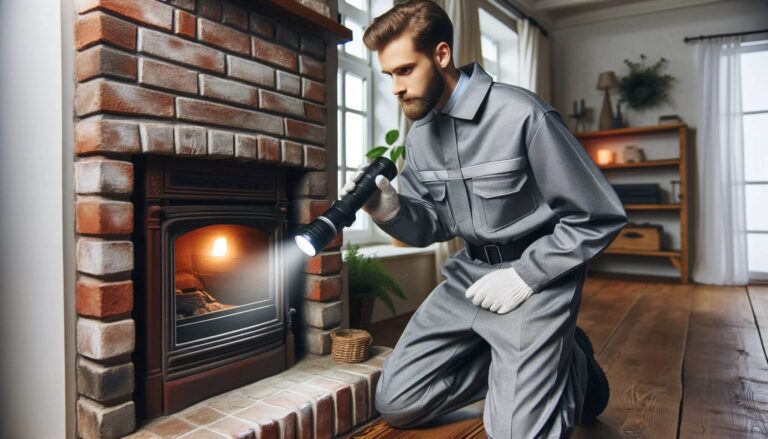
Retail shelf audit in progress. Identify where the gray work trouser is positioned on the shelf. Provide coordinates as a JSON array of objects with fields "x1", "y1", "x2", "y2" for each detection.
[{"x1": 374, "y1": 250, "x2": 589, "y2": 439}]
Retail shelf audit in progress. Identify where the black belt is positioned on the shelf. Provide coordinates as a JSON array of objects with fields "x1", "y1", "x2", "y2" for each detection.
[{"x1": 464, "y1": 222, "x2": 555, "y2": 265}]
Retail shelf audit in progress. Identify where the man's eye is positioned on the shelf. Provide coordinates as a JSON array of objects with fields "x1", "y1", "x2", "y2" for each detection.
[{"x1": 400, "y1": 67, "x2": 412, "y2": 75}]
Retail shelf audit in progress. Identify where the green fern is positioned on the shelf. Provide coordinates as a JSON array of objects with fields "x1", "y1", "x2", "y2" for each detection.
[{"x1": 344, "y1": 244, "x2": 406, "y2": 316}]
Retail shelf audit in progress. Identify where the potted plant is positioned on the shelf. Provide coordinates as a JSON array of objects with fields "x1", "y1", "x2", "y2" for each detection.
[
  {"x1": 344, "y1": 244, "x2": 406, "y2": 329},
  {"x1": 366, "y1": 128, "x2": 410, "y2": 247},
  {"x1": 618, "y1": 54, "x2": 676, "y2": 113}
]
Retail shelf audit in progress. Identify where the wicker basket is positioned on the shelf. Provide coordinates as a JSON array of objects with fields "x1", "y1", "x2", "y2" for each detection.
[{"x1": 330, "y1": 328, "x2": 372, "y2": 363}]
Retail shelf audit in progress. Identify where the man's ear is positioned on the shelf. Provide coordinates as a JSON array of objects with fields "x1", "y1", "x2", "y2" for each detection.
[{"x1": 433, "y1": 41, "x2": 453, "y2": 69}]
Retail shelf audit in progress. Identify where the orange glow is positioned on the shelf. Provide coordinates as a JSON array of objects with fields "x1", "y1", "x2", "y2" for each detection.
[
  {"x1": 597, "y1": 149, "x2": 614, "y2": 165},
  {"x1": 212, "y1": 236, "x2": 228, "y2": 257}
]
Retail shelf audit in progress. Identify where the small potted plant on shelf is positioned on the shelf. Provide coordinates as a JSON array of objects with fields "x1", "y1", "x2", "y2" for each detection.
[
  {"x1": 344, "y1": 244, "x2": 406, "y2": 329},
  {"x1": 618, "y1": 54, "x2": 676, "y2": 113}
]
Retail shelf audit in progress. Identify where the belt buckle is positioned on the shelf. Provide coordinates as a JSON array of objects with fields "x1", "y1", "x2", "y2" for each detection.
[{"x1": 483, "y1": 244, "x2": 503, "y2": 265}]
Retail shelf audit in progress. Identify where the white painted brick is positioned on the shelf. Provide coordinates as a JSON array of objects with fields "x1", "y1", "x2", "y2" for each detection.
[
  {"x1": 139, "y1": 123, "x2": 174, "y2": 154},
  {"x1": 75, "y1": 158, "x2": 133, "y2": 195},
  {"x1": 77, "y1": 317, "x2": 135, "y2": 360},
  {"x1": 77, "y1": 397, "x2": 135, "y2": 439},
  {"x1": 207, "y1": 130, "x2": 235, "y2": 157},
  {"x1": 303, "y1": 300, "x2": 342, "y2": 329},
  {"x1": 235, "y1": 134, "x2": 258, "y2": 160},
  {"x1": 174, "y1": 125, "x2": 207, "y2": 156},
  {"x1": 303, "y1": 326, "x2": 338, "y2": 355},
  {"x1": 77, "y1": 238, "x2": 133, "y2": 276}
]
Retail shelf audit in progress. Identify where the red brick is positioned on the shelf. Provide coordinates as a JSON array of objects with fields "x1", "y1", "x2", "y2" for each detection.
[
  {"x1": 302, "y1": 78, "x2": 325, "y2": 103},
  {"x1": 222, "y1": 1, "x2": 248, "y2": 29},
  {"x1": 305, "y1": 275, "x2": 342, "y2": 301},
  {"x1": 227, "y1": 55, "x2": 275, "y2": 87},
  {"x1": 76, "y1": 198, "x2": 133, "y2": 235},
  {"x1": 304, "y1": 102, "x2": 326, "y2": 124},
  {"x1": 297, "y1": 199, "x2": 331, "y2": 223},
  {"x1": 236, "y1": 401, "x2": 294, "y2": 439},
  {"x1": 261, "y1": 392, "x2": 313, "y2": 439},
  {"x1": 200, "y1": 74, "x2": 259, "y2": 107},
  {"x1": 76, "y1": 79, "x2": 175, "y2": 118},
  {"x1": 138, "y1": 58, "x2": 198, "y2": 94},
  {"x1": 76, "y1": 117, "x2": 140, "y2": 155},
  {"x1": 76, "y1": 45, "x2": 137, "y2": 82},
  {"x1": 249, "y1": 12, "x2": 274, "y2": 37},
  {"x1": 252, "y1": 37, "x2": 298, "y2": 71},
  {"x1": 304, "y1": 145, "x2": 327, "y2": 170},
  {"x1": 77, "y1": 0, "x2": 173, "y2": 31},
  {"x1": 198, "y1": 18, "x2": 250, "y2": 56},
  {"x1": 299, "y1": 55, "x2": 325, "y2": 81},
  {"x1": 285, "y1": 119, "x2": 325, "y2": 144},
  {"x1": 197, "y1": 0, "x2": 222, "y2": 21},
  {"x1": 281, "y1": 140, "x2": 303, "y2": 167},
  {"x1": 301, "y1": 35, "x2": 326, "y2": 61},
  {"x1": 77, "y1": 277, "x2": 133, "y2": 318},
  {"x1": 258, "y1": 135, "x2": 281, "y2": 162},
  {"x1": 305, "y1": 377, "x2": 352, "y2": 435},
  {"x1": 177, "y1": 97, "x2": 283, "y2": 135},
  {"x1": 260, "y1": 90, "x2": 304, "y2": 117},
  {"x1": 235, "y1": 134, "x2": 257, "y2": 160},
  {"x1": 138, "y1": 28, "x2": 225, "y2": 73},
  {"x1": 295, "y1": 172, "x2": 328, "y2": 198},
  {"x1": 75, "y1": 11, "x2": 136, "y2": 51},
  {"x1": 285, "y1": 384, "x2": 334, "y2": 439},
  {"x1": 275, "y1": 24, "x2": 299, "y2": 50},
  {"x1": 174, "y1": 9, "x2": 196, "y2": 39},
  {"x1": 306, "y1": 252, "x2": 342, "y2": 275}
]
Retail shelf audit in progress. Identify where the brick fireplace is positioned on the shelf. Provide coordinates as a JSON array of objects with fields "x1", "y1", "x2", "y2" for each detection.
[{"x1": 71, "y1": 1, "x2": 387, "y2": 437}]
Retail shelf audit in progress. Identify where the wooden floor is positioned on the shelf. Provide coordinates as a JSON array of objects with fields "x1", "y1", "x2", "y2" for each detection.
[{"x1": 347, "y1": 279, "x2": 768, "y2": 438}]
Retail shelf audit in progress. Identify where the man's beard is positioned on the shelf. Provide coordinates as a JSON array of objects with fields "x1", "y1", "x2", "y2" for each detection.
[{"x1": 399, "y1": 63, "x2": 445, "y2": 120}]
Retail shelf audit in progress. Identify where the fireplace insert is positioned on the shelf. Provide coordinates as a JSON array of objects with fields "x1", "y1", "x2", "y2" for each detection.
[{"x1": 132, "y1": 157, "x2": 296, "y2": 417}]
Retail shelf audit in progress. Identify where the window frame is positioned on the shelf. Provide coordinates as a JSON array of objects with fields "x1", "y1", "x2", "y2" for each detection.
[{"x1": 741, "y1": 39, "x2": 768, "y2": 281}]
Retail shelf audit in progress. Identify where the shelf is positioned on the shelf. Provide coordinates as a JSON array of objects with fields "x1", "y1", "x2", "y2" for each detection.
[
  {"x1": 598, "y1": 159, "x2": 680, "y2": 170},
  {"x1": 251, "y1": 0, "x2": 353, "y2": 43},
  {"x1": 575, "y1": 123, "x2": 686, "y2": 140},
  {"x1": 603, "y1": 248, "x2": 681, "y2": 257},
  {"x1": 624, "y1": 204, "x2": 681, "y2": 211}
]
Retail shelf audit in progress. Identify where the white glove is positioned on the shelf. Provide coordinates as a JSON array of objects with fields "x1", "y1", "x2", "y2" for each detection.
[
  {"x1": 340, "y1": 163, "x2": 400, "y2": 223},
  {"x1": 465, "y1": 267, "x2": 533, "y2": 314}
]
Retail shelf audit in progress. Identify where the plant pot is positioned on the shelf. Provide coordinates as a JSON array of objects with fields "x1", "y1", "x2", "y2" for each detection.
[{"x1": 349, "y1": 295, "x2": 376, "y2": 329}]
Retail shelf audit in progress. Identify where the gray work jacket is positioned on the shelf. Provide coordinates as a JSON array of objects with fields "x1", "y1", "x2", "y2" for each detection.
[{"x1": 377, "y1": 62, "x2": 628, "y2": 294}]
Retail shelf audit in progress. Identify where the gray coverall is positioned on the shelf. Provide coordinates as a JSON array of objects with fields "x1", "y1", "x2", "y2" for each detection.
[{"x1": 373, "y1": 62, "x2": 628, "y2": 438}]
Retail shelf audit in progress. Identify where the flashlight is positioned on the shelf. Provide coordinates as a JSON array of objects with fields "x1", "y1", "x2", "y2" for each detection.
[{"x1": 294, "y1": 156, "x2": 398, "y2": 256}]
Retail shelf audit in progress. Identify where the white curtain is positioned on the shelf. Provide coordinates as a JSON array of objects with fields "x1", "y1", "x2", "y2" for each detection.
[
  {"x1": 691, "y1": 36, "x2": 749, "y2": 285},
  {"x1": 517, "y1": 18, "x2": 550, "y2": 102}
]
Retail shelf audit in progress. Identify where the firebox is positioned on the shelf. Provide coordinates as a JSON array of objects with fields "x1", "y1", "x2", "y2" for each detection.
[{"x1": 132, "y1": 156, "x2": 297, "y2": 418}]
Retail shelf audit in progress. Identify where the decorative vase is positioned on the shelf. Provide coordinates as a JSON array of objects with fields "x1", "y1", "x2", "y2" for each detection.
[{"x1": 349, "y1": 295, "x2": 376, "y2": 329}]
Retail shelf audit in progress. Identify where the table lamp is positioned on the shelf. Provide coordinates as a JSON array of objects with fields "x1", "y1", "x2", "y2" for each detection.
[{"x1": 597, "y1": 71, "x2": 619, "y2": 131}]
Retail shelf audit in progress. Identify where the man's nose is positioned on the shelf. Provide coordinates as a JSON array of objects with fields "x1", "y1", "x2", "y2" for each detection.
[{"x1": 392, "y1": 79, "x2": 406, "y2": 96}]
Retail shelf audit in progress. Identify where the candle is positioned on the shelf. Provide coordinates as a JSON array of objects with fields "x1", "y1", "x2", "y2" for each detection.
[{"x1": 597, "y1": 149, "x2": 614, "y2": 165}]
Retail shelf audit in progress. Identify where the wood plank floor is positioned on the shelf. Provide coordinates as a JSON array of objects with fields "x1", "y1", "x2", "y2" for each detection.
[{"x1": 347, "y1": 279, "x2": 768, "y2": 439}]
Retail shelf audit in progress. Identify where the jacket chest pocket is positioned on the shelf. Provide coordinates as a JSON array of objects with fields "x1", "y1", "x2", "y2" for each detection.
[
  {"x1": 423, "y1": 180, "x2": 456, "y2": 230},
  {"x1": 471, "y1": 170, "x2": 537, "y2": 232}
]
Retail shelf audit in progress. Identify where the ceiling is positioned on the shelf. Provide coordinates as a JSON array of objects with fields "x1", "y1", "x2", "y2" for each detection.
[{"x1": 505, "y1": 0, "x2": 730, "y2": 29}]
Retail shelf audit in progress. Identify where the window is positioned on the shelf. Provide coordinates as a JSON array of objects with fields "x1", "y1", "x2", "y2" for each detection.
[
  {"x1": 741, "y1": 40, "x2": 768, "y2": 279},
  {"x1": 338, "y1": 0, "x2": 377, "y2": 243},
  {"x1": 478, "y1": 1, "x2": 519, "y2": 85}
]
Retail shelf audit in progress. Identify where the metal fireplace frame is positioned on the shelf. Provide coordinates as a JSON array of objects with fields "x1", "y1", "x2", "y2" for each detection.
[{"x1": 132, "y1": 156, "x2": 296, "y2": 418}]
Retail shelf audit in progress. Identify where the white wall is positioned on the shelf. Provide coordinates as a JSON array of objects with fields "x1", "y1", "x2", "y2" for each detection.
[
  {"x1": 552, "y1": 0, "x2": 768, "y2": 128},
  {"x1": 552, "y1": 0, "x2": 768, "y2": 278},
  {"x1": 0, "y1": 0, "x2": 71, "y2": 437}
]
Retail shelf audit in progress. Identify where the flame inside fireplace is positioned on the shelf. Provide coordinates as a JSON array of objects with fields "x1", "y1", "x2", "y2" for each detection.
[{"x1": 212, "y1": 236, "x2": 228, "y2": 257}]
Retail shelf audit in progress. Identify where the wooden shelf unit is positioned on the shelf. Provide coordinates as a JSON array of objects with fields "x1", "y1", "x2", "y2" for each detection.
[{"x1": 576, "y1": 123, "x2": 692, "y2": 283}]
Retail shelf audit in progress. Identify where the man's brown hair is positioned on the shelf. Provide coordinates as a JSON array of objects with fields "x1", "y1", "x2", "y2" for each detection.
[{"x1": 362, "y1": 0, "x2": 453, "y2": 58}]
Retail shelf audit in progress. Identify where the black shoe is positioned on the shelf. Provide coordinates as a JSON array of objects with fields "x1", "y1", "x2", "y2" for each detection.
[{"x1": 574, "y1": 325, "x2": 609, "y2": 423}]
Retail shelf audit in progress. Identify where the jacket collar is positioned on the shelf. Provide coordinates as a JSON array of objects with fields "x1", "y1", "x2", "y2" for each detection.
[{"x1": 412, "y1": 61, "x2": 493, "y2": 127}]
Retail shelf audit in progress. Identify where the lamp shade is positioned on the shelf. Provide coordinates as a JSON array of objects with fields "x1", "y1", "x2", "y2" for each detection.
[{"x1": 596, "y1": 71, "x2": 619, "y2": 90}]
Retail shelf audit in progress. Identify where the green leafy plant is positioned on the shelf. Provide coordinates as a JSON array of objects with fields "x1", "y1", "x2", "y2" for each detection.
[
  {"x1": 344, "y1": 244, "x2": 406, "y2": 316},
  {"x1": 618, "y1": 54, "x2": 675, "y2": 110},
  {"x1": 366, "y1": 129, "x2": 406, "y2": 163}
]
